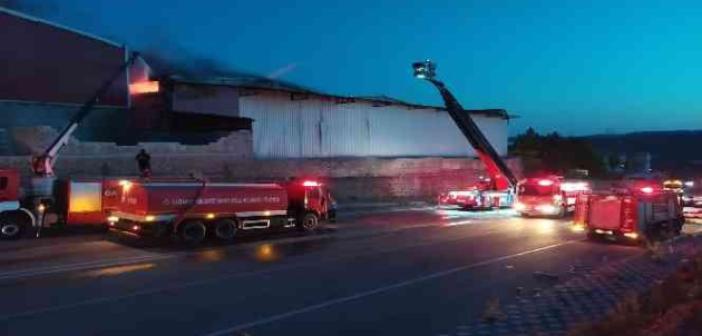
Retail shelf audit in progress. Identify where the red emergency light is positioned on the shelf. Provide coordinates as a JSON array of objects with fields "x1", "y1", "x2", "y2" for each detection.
[
  {"x1": 129, "y1": 81, "x2": 159, "y2": 95},
  {"x1": 538, "y1": 179, "x2": 554, "y2": 186},
  {"x1": 302, "y1": 180, "x2": 320, "y2": 187},
  {"x1": 640, "y1": 186, "x2": 654, "y2": 194}
]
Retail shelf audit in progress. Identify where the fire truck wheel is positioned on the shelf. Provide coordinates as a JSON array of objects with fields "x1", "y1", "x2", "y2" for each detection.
[
  {"x1": 213, "y1": 219, "x2": 238, "y2": 241},
  {"x1": 0, "y1": 211, "x2": 31, "y2": 240},
  {"x1": 298, "y1": 213, "x2": 319, "y2": 233},
  {"x1": 180, "y1": 220, "x2": 207, "y2": 245}
]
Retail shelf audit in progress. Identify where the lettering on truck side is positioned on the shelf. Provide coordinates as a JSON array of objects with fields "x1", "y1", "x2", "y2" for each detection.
[{"x1": 163, "y1": 197, "x2": 282, "y2": 206}]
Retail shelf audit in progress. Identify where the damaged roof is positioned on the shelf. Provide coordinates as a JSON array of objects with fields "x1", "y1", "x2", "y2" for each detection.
[{"x1": 144, "y1": 54, "x2": 511, "y2": 119}]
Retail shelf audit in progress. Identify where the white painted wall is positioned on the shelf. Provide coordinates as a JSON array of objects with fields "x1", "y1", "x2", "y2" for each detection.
[{"x1": 238, "y1": 91, "x2": 508, "y2": 158}]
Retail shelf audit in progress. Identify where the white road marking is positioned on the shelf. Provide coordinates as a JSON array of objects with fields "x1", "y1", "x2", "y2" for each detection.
[
  {"x1": 0, "y1": 215, "x2": 509, "y2": 282},
  {"x1": 0, "y1": 222, "x2": 575, "y2": 323},
  {"x1": 202, "y1": 241, "x2": 574, "y2": 336}
]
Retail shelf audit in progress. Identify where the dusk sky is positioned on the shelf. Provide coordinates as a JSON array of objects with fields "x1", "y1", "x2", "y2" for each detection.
[{"x1": 11, "y1": 0, "x2": 702, "y2": 135}]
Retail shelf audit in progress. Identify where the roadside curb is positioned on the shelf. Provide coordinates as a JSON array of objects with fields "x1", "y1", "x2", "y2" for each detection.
[{"x1": 441, "y1": 235, "x2": 702, "y2": 336}]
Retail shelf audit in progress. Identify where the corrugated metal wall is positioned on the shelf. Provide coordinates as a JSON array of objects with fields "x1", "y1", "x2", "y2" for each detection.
[{"x1": 239, "y1": 91, "x2": 508, "y2": 158}]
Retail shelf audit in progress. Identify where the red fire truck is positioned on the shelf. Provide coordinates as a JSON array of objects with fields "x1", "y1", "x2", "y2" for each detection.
[
  {"x1": 0, "y1": 171, "x2": 123, "y2": 239},
  {"x1": 514, "y1": 176, "x2": 590, "y2": 217},
  {"x1": 107, "y1": 178, "x2": 332, "y2": 245},
  {"x1": 572, "y1": 181, "x2": 685, "y2": 244},
  {"x1": 0, "y1": 55, "x2": 140, "y2": 240},
  {"x1": 412, "y1": 60, "x2": 518, "y2": 210}
]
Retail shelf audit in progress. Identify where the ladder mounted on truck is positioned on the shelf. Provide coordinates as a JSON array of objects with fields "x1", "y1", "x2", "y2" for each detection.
[
  {"x1": 31, "y1": 53, "x2": 140, "y2": 177},
  {"x1": 412, "y1": 60, "x2": 517, "y2": 190}
]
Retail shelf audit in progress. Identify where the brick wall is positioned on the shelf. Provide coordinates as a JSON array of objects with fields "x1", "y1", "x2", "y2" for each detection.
[
  {"x1": 8, "y1": 126, "x2": 252, "y2": 158},
  {"x1": 1, "y1": 153, "x2": 522, "y2": 202}
]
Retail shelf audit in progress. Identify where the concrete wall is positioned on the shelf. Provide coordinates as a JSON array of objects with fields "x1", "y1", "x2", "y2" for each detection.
[{"x1": 0, "y1": 154, "x2": 521, "y2": 201}]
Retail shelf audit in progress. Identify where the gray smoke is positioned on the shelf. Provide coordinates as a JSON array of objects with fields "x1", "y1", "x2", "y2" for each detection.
[{"x1": 0, "y1": 0, "x2": 58, "y2": 15}]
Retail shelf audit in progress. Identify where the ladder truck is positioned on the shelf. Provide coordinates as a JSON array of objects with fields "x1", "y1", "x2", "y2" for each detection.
[
  {"x1": 412, "y1": 60, "x2": 518, "y2": 209},
  {"x1": 0, "y1": 53, "x2": 140, "y2": 239}
]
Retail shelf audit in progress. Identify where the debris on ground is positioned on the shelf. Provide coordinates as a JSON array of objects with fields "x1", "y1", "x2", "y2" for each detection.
[
  {"x1": 481, "y1": 297, "x2": 506, "y2": 323},
  {"x1": 533, "y1": 271, "x2": 560, "y2": 282}
]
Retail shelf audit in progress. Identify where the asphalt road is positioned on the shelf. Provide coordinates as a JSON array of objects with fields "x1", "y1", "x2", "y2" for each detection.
[{"x1": 0, "y1": 208, "x2": 694, "y2": 335}]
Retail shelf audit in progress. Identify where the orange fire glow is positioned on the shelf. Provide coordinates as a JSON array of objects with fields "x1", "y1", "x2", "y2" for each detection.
[{"x1": 129, "y1": 81, "x2": 159, "y2": 95}]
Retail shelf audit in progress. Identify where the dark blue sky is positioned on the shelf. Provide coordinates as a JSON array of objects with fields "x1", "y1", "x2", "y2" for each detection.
[{"x1": 18, "y1": 0, "x2": 702, "y2": 135}]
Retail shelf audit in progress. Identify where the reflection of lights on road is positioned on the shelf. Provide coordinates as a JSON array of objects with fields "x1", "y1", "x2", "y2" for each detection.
[
  {"x1": 535, "y1": 220, "x2": 555, "y2": 235},
  {"x1": 197, "y1": 249, "x2": 226, "y2": 262},
  {"x1": 83, "y1": 263, "x2": 155, "y2": 277},
  {"x1": 255, "y1": 243, "x2": 278, "y2": 262},
  {"x1": 444, "y1": 220, "x2": 471, "y2": 227}
]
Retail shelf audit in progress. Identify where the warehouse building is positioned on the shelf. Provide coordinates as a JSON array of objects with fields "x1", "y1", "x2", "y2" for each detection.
[
  {"x1": 1, "y1": 6, "x2": 510, "y2": 161},
  {"x1": 0, "y1": 6, "x2": 518, "y2": 200},
  {"x1": 166, "y1": 76, "x2": 509, "y2": 158}
]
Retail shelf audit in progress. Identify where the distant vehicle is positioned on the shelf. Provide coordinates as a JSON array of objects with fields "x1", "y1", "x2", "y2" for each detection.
[
  {"x1": 663, "y1": 179, "x2": 684, "y2": 194},
  {"x1": 682, "y1": 181, "x2": 702, "y2": 207},
  {"x1": 108, "y1": 178, "x2": 333, "y2": 245},
  {"x1": 514, "y1": 176, "x2": 590, "y2": 217},
  {"x1": 573, "y1": 181, "x2": 684, "y2": 244}
]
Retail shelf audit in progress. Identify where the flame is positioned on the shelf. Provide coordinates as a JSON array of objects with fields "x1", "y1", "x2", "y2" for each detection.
[{"x1": 129, "y1": 81, "x2": 159, "y2": 95}]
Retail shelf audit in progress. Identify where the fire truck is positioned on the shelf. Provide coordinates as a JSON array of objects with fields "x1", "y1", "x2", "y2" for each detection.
[
  {"x1": 514, "y1": 176, "x2": 590, "y2": 217},
  {"x1": 107, "y1": 178, "x2": 332, "y2": 245},
  {"x1": 0, "y1": 54, "x2": 140, "y2": 240},
  {"x1": 412, "y1": 60, "x2": 518, "y2": 209},
  {"x1": 572, "y1": 181, "x2": 685, "y2": 244}
]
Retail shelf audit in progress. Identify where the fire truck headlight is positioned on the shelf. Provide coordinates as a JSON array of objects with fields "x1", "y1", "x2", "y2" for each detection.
[
  {"x1": 536, "y1": 204, "x2": 558, "y2": 214},
  {"x1": 571, "y1": 224, "x2": 585, "y2": 232},
  {"x1": 107, "y1": 216, "x2": 119, "y2": 223},
  {"x1": 37, "y1": 204, "x2": 46, "y2": 213},
  {"x1": 145, "y1": 215, "x2": 155, "y2": 222},
  {"x1": 623, "y1": 232, "x2": 638, "y2": 239}
]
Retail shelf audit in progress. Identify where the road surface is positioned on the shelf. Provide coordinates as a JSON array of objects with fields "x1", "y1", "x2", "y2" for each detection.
[{"x1": 0, "y1": 208, "x2": 693, "y2": 335}]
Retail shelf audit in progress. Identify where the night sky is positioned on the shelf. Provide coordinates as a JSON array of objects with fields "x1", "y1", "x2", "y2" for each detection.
[{"x1": 10, "y1": 0, "x2": 702, "y2": 135}]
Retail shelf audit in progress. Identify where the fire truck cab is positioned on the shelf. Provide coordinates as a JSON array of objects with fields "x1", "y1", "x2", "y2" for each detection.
[
  {"x1": 514, "y1": 176, "x2": 589, "y2": 217},
  {"x1": 0, "y1": 168, "x2": 125, "y2": 240},
  {"x1": 0, "y1": 169, "x2": 36, "y2": 239},
  {"x1": 573, "y1": 181, "x2": 684, "y2": 244}
]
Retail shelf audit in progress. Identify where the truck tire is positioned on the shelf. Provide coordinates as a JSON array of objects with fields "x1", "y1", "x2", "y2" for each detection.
[
  {"x1": 0, "y1": 211, "x2": 32, "y2": 240},
  {"x1": 298, "y1": 213, "x2": 319, "y2": 233},
  {"x1": 586, "y1": 230, "x2": 601, "y2": 241},
  {"x1": 180, "y1": 220, "x2": 206, "y2": 246},
  {"x1": 213, "y1": 219, "x2": 238, "y2": 241}
]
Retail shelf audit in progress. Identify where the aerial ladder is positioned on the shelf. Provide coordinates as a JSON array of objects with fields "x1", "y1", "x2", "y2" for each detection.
[
  {"x1": 0, "y1": 53, "x2": 140, "y2": 239},
  {"x1": 412, "y1": 60, "x2": 518, "y2": 209},
  {"x1": 31, "y1": 53, "x2": 140, "y2": 177}
]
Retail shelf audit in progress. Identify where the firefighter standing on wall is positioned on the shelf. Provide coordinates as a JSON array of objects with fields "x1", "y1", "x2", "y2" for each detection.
[{"x1": 136, "y1": 149, "x2": 151, "y2": 178}]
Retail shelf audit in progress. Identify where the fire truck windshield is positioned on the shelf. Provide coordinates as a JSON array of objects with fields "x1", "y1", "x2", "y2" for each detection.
[{"x1": 518, "y1": 184, "x2": 555, "y2": 196}]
